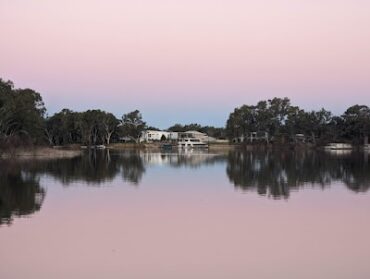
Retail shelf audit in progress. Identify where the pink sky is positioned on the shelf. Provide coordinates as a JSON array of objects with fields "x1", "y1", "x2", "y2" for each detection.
[{"x1": 1, "y1": 0, "x2": 369, "y2": 127}]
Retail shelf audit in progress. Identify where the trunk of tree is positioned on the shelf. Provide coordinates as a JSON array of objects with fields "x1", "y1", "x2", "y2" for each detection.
[
  {"x1": 105, "y1": 131, "x2": 113, "y2": 145},
  {"x1": 106, "y1": 132, "x2": 111, "y2": 145},
  {"x1": 91, "y1": 127, "x2": 98, "y2": 145},
  {"x1": 364, "y1": 135, "x2": 369, "y2": 145},
  {"x1": 44, "y1": 129, "x2": 54, "y2": 146},
  {"x1": 311, "y1": 132, "x2": 316, "y2": 145}
]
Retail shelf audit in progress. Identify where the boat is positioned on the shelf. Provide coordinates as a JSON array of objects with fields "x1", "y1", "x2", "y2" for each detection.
[
  {"x1": 324, "y1": 143, "x2": 353, "y2": 150},
  {"x1": 81, "y1": 145, "x2": 106, "y2": 149},
  {"x1": 177, "y1": 138, "x2": 208, "y2": 149}
]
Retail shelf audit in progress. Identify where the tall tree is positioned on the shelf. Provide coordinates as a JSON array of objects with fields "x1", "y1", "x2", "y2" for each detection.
[
  {"x1": 342, "y1": 105, "x2": 370, "y2": 144},
  {"x1": 0, "y1": 79, "x2": 46, "y2": 144},
  {"x1": 100, "y1": 112, "x2": 119, "y2": 145},
  {"x1": 120, "y1": 110, "x2": 146, "y2": 143}
]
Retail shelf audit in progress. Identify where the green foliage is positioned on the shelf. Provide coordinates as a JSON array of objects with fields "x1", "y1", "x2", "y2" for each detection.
[
  {"x1": 120, "y1": 110, "x2": 146, "y2": 143},
  {"x1": 341, "y1": 105, "x2": 370, "y2": 144},
  {"x1": 225, "y1": 97, "x2": 368, "y2": 144},
  {"x1": 45, "y1": 109, "x2": 120, "y2": 145},
  {"x1": 226, "y1": 98, "x2": 293, "y2": 140},
  {"x1": 0, "y1": 79, "x2": 46, "y2": 146}
]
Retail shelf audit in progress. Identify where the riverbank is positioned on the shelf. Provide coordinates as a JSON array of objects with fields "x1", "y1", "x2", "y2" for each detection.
[{"x1": 0, "y1": 147, "x2": 82, "y2": 159}]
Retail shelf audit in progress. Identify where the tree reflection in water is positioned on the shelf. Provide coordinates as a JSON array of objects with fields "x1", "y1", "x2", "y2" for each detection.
[
  {"x1": 226, "y1": 150, "x2": 370, "y2": 199},
  {"x1": 1, "y1": 150, "x2": 370, "y2": 225},
  {"x1": 0, "y1": 161, "x2": 45, "y2": 225},
  {"x1": 119, "y1": 151, "x2": 145, "y2": 185},
  {"x1": 22, "y1": 150, "x2": 146, "y2": 186}
]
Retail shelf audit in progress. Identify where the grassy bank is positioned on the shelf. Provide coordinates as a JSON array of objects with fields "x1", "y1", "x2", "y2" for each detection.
[{"x1": 0, "y1": 147, "x2": 82, "y2": 159}]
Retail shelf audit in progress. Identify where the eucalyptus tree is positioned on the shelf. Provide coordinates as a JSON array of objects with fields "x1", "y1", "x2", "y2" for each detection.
[
  {"x1": 100, "y1": 112, "x2": 119, "y2": 145},
  {"x1": 0, "y1": 79, "x2": 46, "y2": 145},
  {"x1": 342, "y1": 105, "x2": 370, "y2": 144},
  {"x1": 45, "y1": 109, "x2": 82, "y2": 145},
  {"x1": 120, "y1": 110, "x2": 146, "y2": 143},
  {"x1": 287, "y1": 108, "x2": 332, "y2": 144},
  {"x1": 0, "y1": 79, "x2": 13, "y2": 139},
  {"x1": 225, "y1": 99, "x2": 289, "y2": 140},
  {"x1": 225, "y1": 105, "x2": 257, "y2": 140},
  {"x1": 226, "y1": 98, "x2": 336, "y2": 144},
  {"x1": 79, "y1": 110, "x2": 104, "y2": 145},
  {"x1": 265, "y1": 97, "x2": 291, "y2": 135}
]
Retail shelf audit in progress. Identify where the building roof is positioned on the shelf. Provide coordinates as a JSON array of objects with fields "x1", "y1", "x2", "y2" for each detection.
[{"x1": 185, "y1": 130, "x2": 207, "y2": 135}]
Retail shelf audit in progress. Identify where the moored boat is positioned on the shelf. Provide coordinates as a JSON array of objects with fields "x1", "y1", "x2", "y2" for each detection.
[
  {"x1": 81, "y1": 145, "x2": 106, "y2": 149},
  {"x1": 324, "y1": 143, "x2": 353, "y2": 150},
  {"x1": 95, "y1": 145, "x2": 106, "y2": 149},
  {"x1": 178, "y1": 138, "x2": 208, "y2": 149}
]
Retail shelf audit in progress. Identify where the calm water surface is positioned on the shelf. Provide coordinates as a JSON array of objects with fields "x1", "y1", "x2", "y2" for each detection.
[{"x1": 1, "y1": 150, "x2": 370, "y2": 279}]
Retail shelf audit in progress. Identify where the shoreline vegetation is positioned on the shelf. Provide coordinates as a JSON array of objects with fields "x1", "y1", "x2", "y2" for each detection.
[{"x1": 1, "y1": 78, "x2": 370, "y2": 158}]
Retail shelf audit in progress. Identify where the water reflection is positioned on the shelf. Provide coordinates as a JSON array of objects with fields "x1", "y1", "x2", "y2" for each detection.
[
  {"x1": 1, "y1": 150, "x2": 370, "y2": 224},
  {"x1": 0, "y1": 161, "x2": 45, "y2": 225},
  {"x1": 227, "y1": 150, "x2": 370, "y2": 198},
  {"x1": 120, "y1": 151, "x2": 146, "y2": 185},
  {"x1": 19, "y1": 151, "x2": 145, "y2": 186},
  {"x1": 142, "y1": 151, "x2": 225, "y2": 168}
]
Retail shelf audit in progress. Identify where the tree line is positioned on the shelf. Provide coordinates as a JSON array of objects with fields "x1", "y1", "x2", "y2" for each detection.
[
  {"x1": 1, "y1": 78, "x2": 370, "y2": 148},
  {"x1": 0, "y1": 78, "x2": 149, "y2": 148},
  {"x1": 226, "y1": 97, "x2": 370, "y2": 145}
]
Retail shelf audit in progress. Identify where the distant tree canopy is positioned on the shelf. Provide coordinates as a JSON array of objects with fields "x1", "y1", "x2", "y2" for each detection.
[
  {"x1": 225, "y1": 97, "x2": 370, "y2": 144},
  {"x1": 45, "y1": 109, "x2": 120, "y2": 146}
]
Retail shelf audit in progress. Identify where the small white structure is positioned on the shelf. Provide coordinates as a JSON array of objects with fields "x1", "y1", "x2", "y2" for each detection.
[
  {"x1": 324, "y1": 143, "x2": 353, "y2": 150},
  {"x1": 140, "y1": 130, "x2": 178, "y2": 142},
  {"x1": 178, "y1": 138, "x2": 208, "y2": 149},
  {"x1": 232, "y1": 131, "x2": 269, "y2": 143},
  {"x1": 179, "y1": 130, "x2": 216, "y2": 142}
]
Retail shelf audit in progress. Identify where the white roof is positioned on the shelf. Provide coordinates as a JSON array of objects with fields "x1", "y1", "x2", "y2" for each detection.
[{"x1": 185, "y1": 130, "x2": 207, "y2": 135}]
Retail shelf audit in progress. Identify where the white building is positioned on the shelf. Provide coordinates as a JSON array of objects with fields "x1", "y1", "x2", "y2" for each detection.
[
  {"x1": 140, "y1": 129, "x2": 217, "y2": 143},
  {"x1": 140, "y1": 130, "x2": 178, "y2": 142}
]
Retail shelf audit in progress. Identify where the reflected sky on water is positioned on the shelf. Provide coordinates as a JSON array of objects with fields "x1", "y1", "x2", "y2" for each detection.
[{"x1": 1, "y1": 150, "x2": 370, "y2": 278}]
